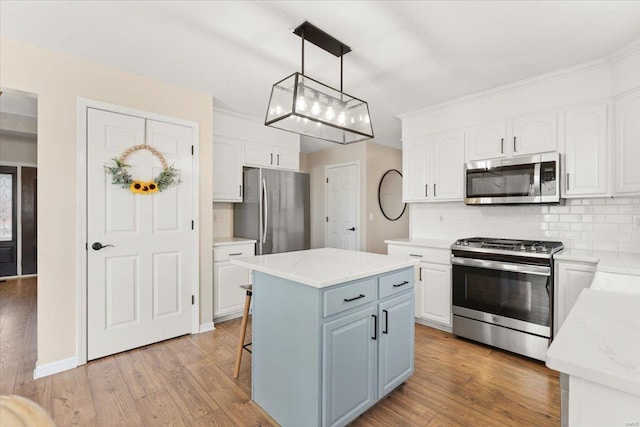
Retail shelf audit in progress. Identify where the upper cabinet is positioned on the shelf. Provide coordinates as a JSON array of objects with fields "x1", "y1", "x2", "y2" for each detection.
[
  {"x1": 614, "y1": 89, "x2": 640, "y2": 196},
  {"x1": 563, "y1": 102, "x2": 609, "y2": 198},
  {"x1": 403, "y1": 130, "x2": 464, "y2": 202},
  {"x1": 213, "y1": 109, "x2": 300, "y2": 202},
  {"x1": 467, "y1": 112, "x2": 558, "y2": 161}
]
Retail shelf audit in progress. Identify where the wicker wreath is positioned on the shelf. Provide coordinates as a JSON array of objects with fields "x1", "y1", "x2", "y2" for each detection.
[{"x1": 104, "y1": 145, "x2": 180, "y2": 195}]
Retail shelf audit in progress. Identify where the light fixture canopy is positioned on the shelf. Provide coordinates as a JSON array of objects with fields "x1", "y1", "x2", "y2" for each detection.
[{"x1": 265, "y1": 21, "x2": 374, "y2": 144}]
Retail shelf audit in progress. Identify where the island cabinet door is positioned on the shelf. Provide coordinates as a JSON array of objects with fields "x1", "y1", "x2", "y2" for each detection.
[
  {"x1": 322, "y1": 306, "x2": 376, "y2": 427},
  {"x1": 377, "y1": 292, "x2": 415, "y2": 398}
]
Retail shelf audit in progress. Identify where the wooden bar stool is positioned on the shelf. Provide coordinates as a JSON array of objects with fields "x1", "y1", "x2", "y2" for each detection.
[{"x1": 233, "y1": 284, "x2": 252, "y2": 379}]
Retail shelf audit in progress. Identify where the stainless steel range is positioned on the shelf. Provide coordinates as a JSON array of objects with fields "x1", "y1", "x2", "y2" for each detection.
[{"x1": 451, "y1": 237, "x2": 563, "y2": 361}]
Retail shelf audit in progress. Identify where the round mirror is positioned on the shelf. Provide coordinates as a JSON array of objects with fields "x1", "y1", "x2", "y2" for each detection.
[{"x1": 378, "y1": 169, "x2": 406, "y2": 221}]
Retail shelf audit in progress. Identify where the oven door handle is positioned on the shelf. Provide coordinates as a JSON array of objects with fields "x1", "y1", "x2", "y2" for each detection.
[{"x1": 451, "y1": 257, "x2": 551, "y2": 276}]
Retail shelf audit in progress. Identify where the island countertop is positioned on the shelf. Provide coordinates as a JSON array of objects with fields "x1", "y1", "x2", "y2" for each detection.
[{"x1": 230, "y1": 247, "x2": 416, "y2": 288}]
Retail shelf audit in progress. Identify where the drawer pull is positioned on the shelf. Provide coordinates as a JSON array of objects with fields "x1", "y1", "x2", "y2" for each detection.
[
  {"x1": 383, "y1": 309, "x2": 389, "y2": 334},
  {"x1": 409, "y1": 254, "x2": 423, "y2": 258},
  {"x1": 229, "y1": 252, "x2": 242, "y2": 256},
  {"x1": 343, "y1": 294, "x2": 365, "y2": 302},
  {"x1": 372, "y1": 314, "x2": 377, "y2": 340},
  {"x1": 392, "y1": 280, "x2": 409, "y2": 288}
]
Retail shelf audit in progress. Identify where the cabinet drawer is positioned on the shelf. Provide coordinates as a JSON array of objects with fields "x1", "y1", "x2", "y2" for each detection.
[
  {"x1": 213, "y1": 243, "x2": 255, "y2": 263},
  {"x1": 324, "y1": 279, "x2": 376, "y2": 318},
  {"x1": 387, "y1": 244, "x2": 450, "y2": 265},
  {"x1": 379, "y1": 269, "x2": 414, "y2": 300}
]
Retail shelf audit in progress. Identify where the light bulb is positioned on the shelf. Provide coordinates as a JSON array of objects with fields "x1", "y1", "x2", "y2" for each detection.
[
  {"x1": 296, "y1": 97, "x2": 307, "y2": 111},
  {"x1": 325, "y1": 107, "x2": 335, "y2": 121},
  {"x1": 351, "y1": 117, "x2": 355, "y2": 124},
  {"x1": 311, "y1": 102, "x2": 321, "y2": 115},
  {"x1": 303, "y1": 118, "x2": 308, "y2": 123},
  {"x1": 275, "y1": 105, "x2": 282, "y2": 115},
  {"x1": 364, "y1": 115, "x2": 370, "y2": 124},
  {"x1": 337, "y1": 112, "x2": 346, "y2": 125}
]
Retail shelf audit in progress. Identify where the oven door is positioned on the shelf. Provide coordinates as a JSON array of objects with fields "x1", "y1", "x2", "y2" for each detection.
[{"x1": 451, "y1": 256, "x2": 552, "y2": 338}]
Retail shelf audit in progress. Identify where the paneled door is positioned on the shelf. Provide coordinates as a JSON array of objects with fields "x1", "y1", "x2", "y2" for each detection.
[
  {"x1": 87, "y1": 108, "x2": 194, "y2": 360},
  {"x1": 0, "y1": 166, "x2": 18, "y2": 277},
  {"x1": 326, "y1": 163, "x2": 359, "y2": 251}
]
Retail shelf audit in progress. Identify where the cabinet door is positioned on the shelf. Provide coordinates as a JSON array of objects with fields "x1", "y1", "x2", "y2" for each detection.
[
  {"x1": 378, "y1": 292, "x2": 414, "y2": 398},
  {"x1": 512, "y1": 112, "x2": 558, "y2": 156},
  {"x1": 564, "y1": 103, "x2": 609, "y2": 197},
  {"x1": 402, "y1": 137, "x2": 429, "y2": 202},
  {"x1": 418, "y1": 263, "x2": 452, "y2": 326},
  {"x1": 244, "y1": 141, "x2": 274, "y2": 168},
  {"x1": 323, "y1": 306, "x2": 376, "y2": 427},
  {"x1": 213, "y1": 261, "x2": 251, "y2": 317},
  {"x1": 213, "y1": 139, "x2": 243, "y2": 202},
  {"x1": 431, "y1": 130, "x2": 464, "y2": 201},
  {"x1": 554, "y1": 261, "x2": 595, "y2": 336},
  {"x1": 468, "y1": 121, "x2": 508, "y2": 161},
  {"x1": 615, "y1": 89, "x2": 640, "y2": 195},
  {"x1": 273, "y1": 147, "x2": 299, "y2": 171}
]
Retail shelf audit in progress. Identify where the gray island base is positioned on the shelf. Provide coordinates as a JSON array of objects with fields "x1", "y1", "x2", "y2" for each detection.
[{"x1": 232, "y1": 248, "x2": 416, "y2": 427}]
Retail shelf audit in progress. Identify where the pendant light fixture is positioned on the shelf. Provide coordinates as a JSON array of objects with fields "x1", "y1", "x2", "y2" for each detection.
[{"x1": 265, "y1": 21, "x2": 374, "y2": 144}]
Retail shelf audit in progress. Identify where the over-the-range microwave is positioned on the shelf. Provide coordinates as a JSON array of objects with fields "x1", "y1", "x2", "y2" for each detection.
[{"x1": 464, "y1": 152, "x2": 561, "y2": 205}]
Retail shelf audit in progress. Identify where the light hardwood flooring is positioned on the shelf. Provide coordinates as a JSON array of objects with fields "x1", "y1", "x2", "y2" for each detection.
[{"x1": 1, "y1": 278, "x2": 560, "y2": 426}]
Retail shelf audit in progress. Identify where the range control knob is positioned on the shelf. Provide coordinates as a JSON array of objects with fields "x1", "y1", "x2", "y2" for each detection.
[{"x1": 519, "y1": 244, "x2": 526, "y2": 251}]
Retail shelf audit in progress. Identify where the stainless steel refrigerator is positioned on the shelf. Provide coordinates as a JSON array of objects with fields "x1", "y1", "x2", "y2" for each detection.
[{"x1": 234, "y1": 168, "x2": 310, "y2": 255}]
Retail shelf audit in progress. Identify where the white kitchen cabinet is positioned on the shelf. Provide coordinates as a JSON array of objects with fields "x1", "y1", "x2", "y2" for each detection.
[
  {"x1": 563, "y1": 102, "x2": 609, "y2": 198},
  {"x1": 402, "y1": 130, "x2": 464, "y2": 202},
  {"x1": 213, "y1": 242, "x2": 255, "y2": 320},
  {"x1": 212, "y1": 137, "x2": 243, "y2": 202},
  {"x1": 553, "y1": 259, "x2": 596, "y2": 337},
  {"x1": 466, "y1": 112, "x2": 558, "y2": 161},
  {"x1": 244, "y1": 141, "x2": 300, "y2": 171},
  {"x1": 386, "y1": 242, "x2": 452, "y2": 331},
  {"x1": 614, "y1": 88, "x2": 640, "y2": 195}
]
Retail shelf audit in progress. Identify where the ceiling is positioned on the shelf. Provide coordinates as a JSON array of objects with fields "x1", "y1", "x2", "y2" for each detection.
[{"x1": 1, "y1": 1, "x2": 640, "y2": 152}]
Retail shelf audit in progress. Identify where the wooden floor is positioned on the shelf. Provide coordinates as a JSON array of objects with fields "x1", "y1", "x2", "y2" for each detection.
[{"x1": 1, "y1": 278, "x2": 560, "y2": 426}]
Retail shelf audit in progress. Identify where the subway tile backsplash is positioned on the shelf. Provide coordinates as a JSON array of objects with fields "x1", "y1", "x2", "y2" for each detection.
[{"x1": 410, "y1": 197, "x2": 640, "y2": 253}]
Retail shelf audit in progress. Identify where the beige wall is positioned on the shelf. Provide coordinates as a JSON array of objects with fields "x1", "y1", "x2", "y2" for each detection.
[
  {"x1": 366, "y1": 143, "x2": 409, "y2": 254},
  {"x1": 0, "y1": 134, "x2": 37, "y2": 164},
  {"x1": 306, "y1": 141, "x2": 409, "y2": 253},
  {"x1": 0, "y1": 37, "x2": 214, "y2": 367},
  {"x1": 212, "y1": 202, "x2": 233, "y2": 238}
]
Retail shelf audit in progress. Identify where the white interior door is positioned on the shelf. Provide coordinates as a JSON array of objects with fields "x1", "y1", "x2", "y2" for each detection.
[
  {"x1": 326, "y1": 163, "x2": 359, "y2": 251},
  {"x1": 87, "y1": 108, "x2": 194, "y2": 360}
]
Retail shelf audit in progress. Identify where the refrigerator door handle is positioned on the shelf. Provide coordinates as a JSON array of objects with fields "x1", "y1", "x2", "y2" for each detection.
[{"x1": 262, "y1": 178, "x2": 268, "y2": 244}]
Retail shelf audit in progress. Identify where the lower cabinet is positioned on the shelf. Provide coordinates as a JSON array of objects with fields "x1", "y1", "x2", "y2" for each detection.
[
  {"x1": 213, "y1": 242, "x2": 255, "y2": 320},
  {"x1": 554, "y1": 259, "x2": 596, "y2": 337},
  {"x1": 418, "y1": 263, "x2": 452, "y2": 328}
]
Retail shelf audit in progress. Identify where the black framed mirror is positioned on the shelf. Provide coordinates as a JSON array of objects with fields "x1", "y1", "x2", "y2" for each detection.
[{"x1": 378, "y1": 169, "x2": 406, "y2": 221}]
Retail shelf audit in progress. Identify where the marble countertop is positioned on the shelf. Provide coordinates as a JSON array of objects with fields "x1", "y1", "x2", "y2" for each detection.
[
  {"x1": 384, "y1": 237, "x2": 455, "y2": 250},
  {"x1": 554, "y1": 249, "x2": 640, "y2": 275},
  {"x1": 212, "y1": 237, "x2": 257, "y2": 247},
  {"x1": 546, "y1": 288, "x2": 640, "y2": 397},
  {"x1": 230, "y1": 248, "x2": 417, "y2": 288}
]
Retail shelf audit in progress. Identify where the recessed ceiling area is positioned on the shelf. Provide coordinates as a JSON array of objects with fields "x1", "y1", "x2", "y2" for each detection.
[{"x1": 1, "y1": 1, "x2": 639, "y2": 152}]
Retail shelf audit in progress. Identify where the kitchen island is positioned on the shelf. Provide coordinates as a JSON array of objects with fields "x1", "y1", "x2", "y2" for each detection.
[{"x1": 231, "y1": 248, "x2": 416, "y2": 427}]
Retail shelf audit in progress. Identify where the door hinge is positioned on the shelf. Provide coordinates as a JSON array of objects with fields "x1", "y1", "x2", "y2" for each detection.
[
  {"x1": 191, "y1": 220, "x2": 195, "y2": 230},
  {"x1": 85, "y1": 242, "x2": 88, "y2": 250},
  {"x1": 326, "y1": 177, "x2": 329, "y2": 183},
  {"x1": 191, "y1": 295, "x2": 195, "y2": 305},
  {"x1": 191, "y1": 145, "x2": 194, "y2": 155},
  {"x1": 326, "y1": 216, "x2": 328, "y2": 222}
]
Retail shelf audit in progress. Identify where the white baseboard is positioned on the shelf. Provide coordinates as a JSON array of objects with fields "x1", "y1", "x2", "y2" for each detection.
[
  {"x1": 33, "y1": 357, "x2": 77, "y2": 379},
  {"x1": 212, "y1": 311, "x2": 244, "y2": 323},
  {"x1": 415, "y1": 317, "x2": 452, "y2": 334},
  {"x1": 198, "y1": 322, "x2": 215, "y2": 333}
]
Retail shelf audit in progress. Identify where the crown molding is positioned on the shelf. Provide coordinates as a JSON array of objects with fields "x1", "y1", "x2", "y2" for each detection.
[
  {"x1": 607, "y1": 38, "x2": 640, "y2": 64},
  {"x1": 213, "y1": 105, "x2": 262, "y2": 123}
]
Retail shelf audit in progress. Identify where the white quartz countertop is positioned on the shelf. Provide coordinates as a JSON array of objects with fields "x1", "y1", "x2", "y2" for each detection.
[
  {"x1": 212, "y1": 237, "x2": 257, "y2": 247},
  {"x1": 384, "y1": 237, "x2": 455, "y2": 250},
  {"x1": 546, "y1": 288, "x2": 640, "y2": 397},
  {"x1": 554, "y1": 249, "x2": 640, "y2": 275},
  {"x1": 230, "y1": 248, "x2": 417, "y2": 288}
]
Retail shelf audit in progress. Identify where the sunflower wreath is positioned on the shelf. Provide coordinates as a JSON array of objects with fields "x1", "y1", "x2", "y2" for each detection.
[{"x1": 104, "y1": 145, "x2": 180, "y2": 195}]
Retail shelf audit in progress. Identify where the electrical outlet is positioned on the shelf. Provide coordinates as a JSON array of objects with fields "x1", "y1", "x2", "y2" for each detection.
[{"x1": 634, "y1": 215, "x2": 640, "y2": 230}]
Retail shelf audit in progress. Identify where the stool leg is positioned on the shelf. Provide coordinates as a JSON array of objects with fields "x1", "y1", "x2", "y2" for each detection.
[{"x1": 233, "y1": 292, "x2": 252, "y2": 379}]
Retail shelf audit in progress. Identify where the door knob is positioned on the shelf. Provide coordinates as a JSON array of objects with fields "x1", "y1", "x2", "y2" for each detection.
[
  {"x1": 92, "y1": 242, "x2": 114, "y2": 250},
  {"x1": 347, "y1": 227, "x2": 356, "y2": 231}
]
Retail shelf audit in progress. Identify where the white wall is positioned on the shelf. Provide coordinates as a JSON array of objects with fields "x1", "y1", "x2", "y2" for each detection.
[
  {"x1": 0, "y1": 37, "x2": 214, "y2": 368},
  {"x1": 411, "y1": 198, "x2": 640, "y2": 253},
  {"x1": 0, "y1": 133, "x2": 37, "y2": 164}
]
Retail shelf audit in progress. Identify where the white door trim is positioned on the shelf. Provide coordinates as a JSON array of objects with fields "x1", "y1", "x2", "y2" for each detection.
[
  {"x1": 75, "y1": 97, "x2": 200, "y2": 365},
  {"x1": 324, "y1": 161, "x2": 360, "y2": 251}
]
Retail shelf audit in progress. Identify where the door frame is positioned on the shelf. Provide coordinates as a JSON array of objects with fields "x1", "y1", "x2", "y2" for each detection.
[
  {"x1": 324, "y1": 161, "x2": 361, "y2": 251},
  {"x1": 75, "y1": 98, "x2": 200, "y2": 365},
  {"x1": 0, "y1": 161, "x2": 38, "y2": 279}
]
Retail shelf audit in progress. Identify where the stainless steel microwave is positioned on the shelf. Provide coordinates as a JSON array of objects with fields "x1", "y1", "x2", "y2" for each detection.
[{"x1": 464, "y1": 152, "x2": 561, "y2": 205}]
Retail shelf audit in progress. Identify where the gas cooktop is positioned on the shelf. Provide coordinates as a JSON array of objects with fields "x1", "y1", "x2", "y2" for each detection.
[{"x1": 451, "y1": 237, "x2": 564, "y2": 257}]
